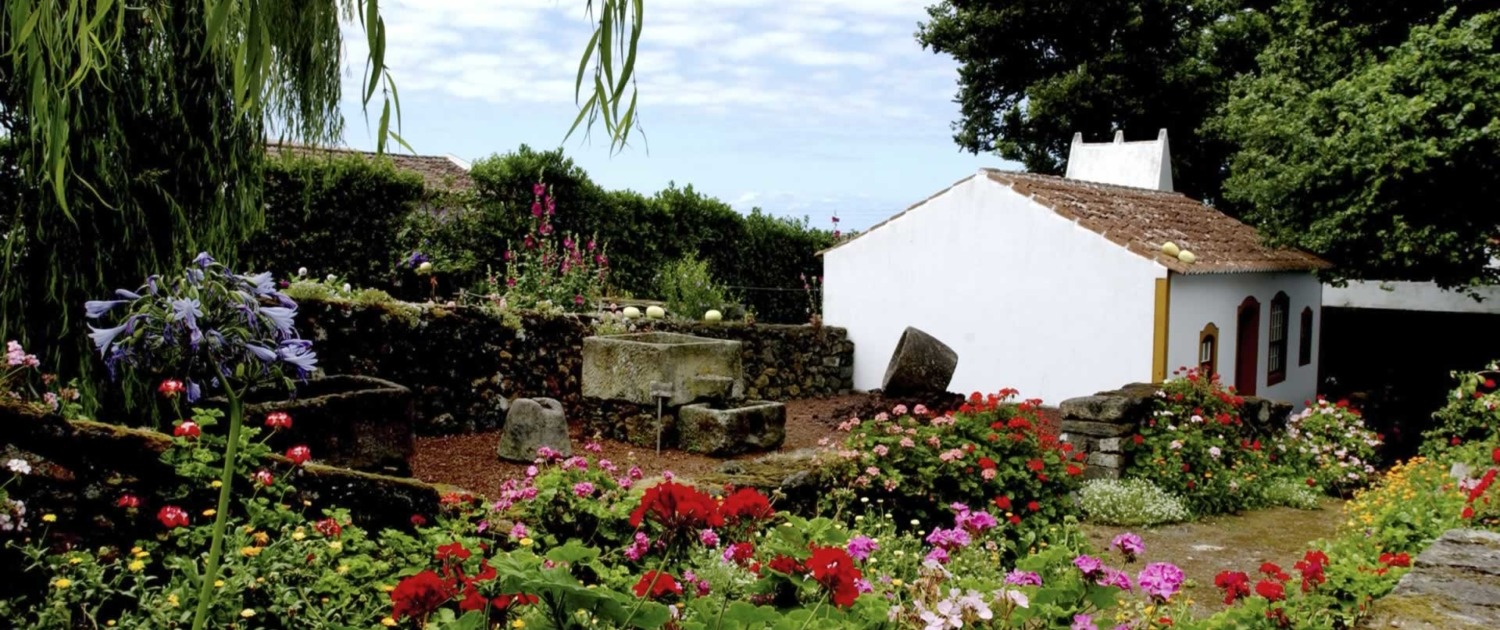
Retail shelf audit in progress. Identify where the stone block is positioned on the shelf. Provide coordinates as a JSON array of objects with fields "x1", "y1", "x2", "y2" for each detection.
[
  {"x1": 1086, "y1": 452, "x2": 1123, "y2": 469},
  {"x1": 1059, "y1": 394, "x2": 1151, "y2": 423},
  {"x1": 678, "y1": 400, "x2": 787, "y2": 456},
  {"x1": 1241, "y1": 396, "x2": 1294, "y2": 429},
  {"x1": 1061, "y1": 420, "x2": 1135, "y2": 438},
  {"x1": 1083, "y1": 465, "x2": 1121, "y2": 481},
  {"x1": 1097, "y1": 437, "x2": 1123, "y2": 453},
  {"x1": 497, "y1": 397, "x2": 572, "y2": 462},
  {"x1": 582, "y1": 332, "x2": 743, "y2": 406},
  {"x1": 1359, "y1": 529, "x2": 1500, "y2": 630}
]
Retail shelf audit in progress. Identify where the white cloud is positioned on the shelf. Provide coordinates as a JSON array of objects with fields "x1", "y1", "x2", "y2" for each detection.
[{"x1": 345, "y1": 0, "x2": 956, "y2": 127}]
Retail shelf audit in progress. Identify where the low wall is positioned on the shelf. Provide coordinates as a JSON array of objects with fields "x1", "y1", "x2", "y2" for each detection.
[
  {"x1": 297, "y1": 299, "x2": 854, "y2": 434},
  {"x1": 1059, "y1": 382, "x2": 1292, "y2": 479}
]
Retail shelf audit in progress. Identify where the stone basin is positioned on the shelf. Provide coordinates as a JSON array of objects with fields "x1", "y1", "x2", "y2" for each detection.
[
  {"x1": 582, "y1": 332, "x2": 743, "y2": 407},
  {"x1": 238, "y1": 375, "x2": 415, "y2": 476},
  {"x1": 677, "y1": 400, "x2": 786, "y2": 456}
]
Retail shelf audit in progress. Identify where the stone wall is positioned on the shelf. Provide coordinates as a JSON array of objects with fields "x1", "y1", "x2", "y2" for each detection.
[
  {"x1": 1058, "y1": 382, "x2": 1292, "y2": 479},
  {"x1": 297, "y1": 299, "x2": 853, "y2": 434}
]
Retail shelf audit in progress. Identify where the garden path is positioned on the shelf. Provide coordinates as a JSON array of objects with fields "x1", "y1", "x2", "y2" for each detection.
[{"x1": 1082, "y1": 498, "x2": 1347, "y2": 617}]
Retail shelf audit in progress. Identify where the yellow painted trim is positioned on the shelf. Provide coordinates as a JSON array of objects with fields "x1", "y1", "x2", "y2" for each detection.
[{"x1": 1152, "y1": 277, "x2": 1171, "y2": 382}]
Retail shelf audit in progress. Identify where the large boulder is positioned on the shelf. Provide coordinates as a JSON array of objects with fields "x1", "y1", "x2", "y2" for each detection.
[
  {"x1": 496, "y1": 397, "x2": 572, "y2": 462},
  {"x1": 678, "y1": 400, "x2": 786, "y2": 456},
  {"x1": 880, "y1": 327, "x2": 958, "y2": 396}
]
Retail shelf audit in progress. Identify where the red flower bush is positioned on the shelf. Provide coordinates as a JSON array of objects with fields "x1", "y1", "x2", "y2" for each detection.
[
  {"x1": 285, "y1": 445, "x2": 311, "y2": 465},
  {"x1": 719, "y1": 487, "x2": 775, "y2": 527},
  {"x1": 632, "y1": 571, "x2": 682, "y2": 599},
  {"x1": 1293, "y1": 550, "x2": 1329, "y2": 592},
  {"x1": 1254, "y1": 579, "x2": 1286, "y2": 602},
  {"x1": 391, "y1": 570, "x2": 455, "y2": 621},
  {"x1": 1214, "y1": 570, "x2": 1251, "y2": 604},
  {"x1": 264, "y1": 411, "x2": 292, "y2": 430},
  {"x1": 629, "y1": 481, "x2": 723, "y2": 532},
  {"x1": 807, "y1": 546, "x2": 863, "y2": 608},
  {"x1": 156, "y1": 505, "x2": 189, "y2": 529}
]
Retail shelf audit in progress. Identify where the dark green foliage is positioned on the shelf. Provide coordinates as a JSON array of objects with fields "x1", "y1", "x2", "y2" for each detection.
[
  {"x1": 245, "y1": 154, "x2": 428, "y2": 289},
  {"x1": 1216, "y1": 3, "x2": 1500, "y2": 290},
  {"x1": 915, "y1": 0, "x2": 1267, "y2": 202}
]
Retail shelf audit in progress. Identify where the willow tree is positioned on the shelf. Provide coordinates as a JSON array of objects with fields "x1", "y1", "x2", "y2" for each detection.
[{"x1": 0, "y1": 0, "x2": 643, "y2": 402}]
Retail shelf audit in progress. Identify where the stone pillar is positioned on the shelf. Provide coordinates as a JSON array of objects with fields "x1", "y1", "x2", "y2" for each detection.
[{"x1": 1057, "y1": 383, "x2": 1158, "y2": 480}]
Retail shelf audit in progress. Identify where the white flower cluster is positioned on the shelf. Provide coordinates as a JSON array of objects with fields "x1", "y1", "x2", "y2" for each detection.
[
  {"x1": 1287, "y1": 399, "x2": 1381, "y2": 485},
  {"x1": 1078, "y1": 478, "x2": 1192, "y2": 526},
  {"x1": 0, "y1": 498, "x2": 26, "y2": 532}
]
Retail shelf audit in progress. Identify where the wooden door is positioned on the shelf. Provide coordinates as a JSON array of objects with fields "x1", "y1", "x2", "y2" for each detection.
[{"x1": 1236, "y1": 297, "x2": 1260, "y2": 396}]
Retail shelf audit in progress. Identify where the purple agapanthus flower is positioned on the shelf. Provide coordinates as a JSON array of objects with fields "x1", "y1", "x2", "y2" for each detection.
[
  {"x1": 259, "y1": 306, "x2": 297, "y2": 338},
  {"x1": 85, "y1": 299, "x2": 131, "y2": 319},
  {"x1": 275, "y1": 340, "x2": 318, "y2": 377},
  {"x1": 192, "y1": 252, "x2": 215, "y2": 268},
  {"x1": 87, "y1": 323, "x2": 129, "y2": 356}
]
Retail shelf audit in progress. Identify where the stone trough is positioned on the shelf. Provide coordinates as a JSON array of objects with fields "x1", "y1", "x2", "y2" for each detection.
[{"x1": 580, "y1": 331, "x2": 784, "y2": 455}]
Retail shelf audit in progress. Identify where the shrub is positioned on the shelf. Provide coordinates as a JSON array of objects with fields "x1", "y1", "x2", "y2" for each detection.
[
  {"x1": 1076, "y1": 478, "x2": 1191, "y2": 526},
  {"x1": 1123, "y1": 368, "x2": 1276, "y2": 516},
  {"x1": 495, "y1": 182, "x2": 610, "y2": 312},
  {"x1": 1260, "y1": 476, "x2": 1323, "y2": 511},
  {"x1": 1280, "y1": 398, "x2": 1382, "y2": 496},
  {"x1": 656, "y1": 254, "x2": 733, "y2": 319},
  {"x1": 824, "y1": 391, "x2": 1085, "y2": 555},
  {"x1": 1421, "y1": 361, "x2": 1500, "y2": 456}
]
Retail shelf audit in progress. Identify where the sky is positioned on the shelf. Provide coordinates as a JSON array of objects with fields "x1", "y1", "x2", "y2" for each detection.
[{"x1": 336, "y1": 0, "x2": 1018, "y2": 232}]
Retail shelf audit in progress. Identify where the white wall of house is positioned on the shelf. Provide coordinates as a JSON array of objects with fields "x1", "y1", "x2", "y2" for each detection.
[
  {"x1": 1323, "y1": 280, "x2": 1500, "y2": 314},
  {"x1": 1168, "y1": 273, "x2": 1322, "y2": 406},
  {"x1": 822, "y1": 175, "x2": 1168, "y2": 406}
]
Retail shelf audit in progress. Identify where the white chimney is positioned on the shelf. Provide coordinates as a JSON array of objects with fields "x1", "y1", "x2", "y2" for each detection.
[{"x1": 1063, "y1": 128, "x2": 1174, "y2": 192}]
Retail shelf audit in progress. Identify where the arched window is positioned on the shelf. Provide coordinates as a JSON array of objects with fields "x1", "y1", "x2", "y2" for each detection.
[
  {"x1": 1268, "y1": 292, "x2": 1290, "y2": 385},
  {"x1": 1299, "y1": 307, "x2": 1314, "y2": 366},
  {"x1": 1198, "y1": 323, "x2": 1219, "y2": 376}
]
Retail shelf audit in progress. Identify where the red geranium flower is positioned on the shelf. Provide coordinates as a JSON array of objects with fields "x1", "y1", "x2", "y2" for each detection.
[
  {"x1": 629, "y1": 481, "x2": 723, "y2": 531},
  {"x1": 1379, "y1": 552, "x2": 1411, "y2": 568},
  {"x1": 719, "y1": 487, "x2": 775, "y2": 525},
  {"x1": 157, "y1": 505, "x2": 189, "y2": 529},
  {"x1": 632, "y1": 571, "x2": 682, "y2": 599},
  {"x1": 993, "y1": 496, "x2": 1011, "y2": 510},
  {"x1": 1008, "y1": 515, "x2": 1022, "y2": 525},
  {"x1": 1492, "y1": 447, "x2": 1500, "y2": 465},
  {"x1": 1294, "y1": 550, "x2": 1328, "y2": 592},
  {"x1": 1214, "y1": 570, "x2": 1251, "y2": 605},
  {"x1": 286, "y1": 445, "x2": 311, "y2": 465},
  {"x1": 768, "y1": 555, "x2": 805, "y2": 575},
  {"x1": 435, "y1": 542, "x2": 472, "y2": 563},
  {"x1": 725, "y1": 541, "x2": 756, "y2": 565},
  {"x1": 315, "y1": 518, "x2": 343, "y2": 538},
  {"x1": 391, "y1": 570, "x2": 455, "y2": 621},
  {"x1": 1026, "y1": 459, "x2": 1045, "y2": 472},
  {"x1": 1066, "y1": 464, "x2": 1083, "y2": 476},
  {"x1": 253, "y1": 469, "x2": 274, "y2": 486},
  {"x1": 158, "y1": 379, "x2": 185, "y2": 398},
  {"x1": 1463, "y1": 505, "x2": 1476, "y2": 519},
  {"x1": 173, "y1": 421, "x2": 200, "y2": 439},
  {"x1": 1254, "y1": 580, "x2": 1285, "y2": 601},
  {"x1": 807, "y1": 545, "x2": 863, "y2": 607},
  {"x1": 264, "y1": 411, "x2": 293, "y2": 430},
  {"x1": 1027, "y1": 501, "x2": 1040, "y2": 512},
  {"x1": 116, "y1": 494, "x2": 141, "y2": 509},
  {"x1": 411, "y1": 514, "x2": 428, "y2": 527},
  {"x1": 1132, "y1": 434, "x2": 1144, "y2": 446},
  {"x1": 978, "y1": 457, "x2": 996, "y2": 470},
  {"x1": 1260, "y1": 562, "x2": 1290, "y2": 582},
  {"x1": 492, "y1": 593, "x2": 539, "y2": 611}
]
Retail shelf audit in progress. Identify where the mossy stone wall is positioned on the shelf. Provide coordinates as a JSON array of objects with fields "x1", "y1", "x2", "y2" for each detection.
[{"x1": 296, "y1": 299, "x2": 853, "y2": 434}]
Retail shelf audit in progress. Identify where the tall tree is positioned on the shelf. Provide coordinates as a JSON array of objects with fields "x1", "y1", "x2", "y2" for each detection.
[
  {"x1": 1215, "y1": 2, "x2": 1500, "y2": 289},
  {"x1": 0, "y1": 1, "x2": 643, "y2": 394},
  {"x1": 915, "y1": 0, "x2": 1271, "y2": 201}
]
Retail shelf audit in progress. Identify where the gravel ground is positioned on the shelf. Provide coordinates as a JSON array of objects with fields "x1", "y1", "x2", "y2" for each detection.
[{"x1": 410, "y1": 394, "x2": 875, "y2": 498}]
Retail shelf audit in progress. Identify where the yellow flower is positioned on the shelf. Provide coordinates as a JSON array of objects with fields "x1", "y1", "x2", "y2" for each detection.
[
  {"x1": 891, "y1": 579, "x2": 904, "y2": 587},
  {"x1": 214, "y1": 580, "x2": 224, "y2": 588},
  {"x1": 512, "y1": 620, "x2": 526, "y2": 629},
  {"x1": 378, "y1": 584, "x2": 396, "y2": 593},
  {"x1": 68, "y1": 556, "x2": 83, "y2": 565},
  {"x1": 239, "y1": 609, "x2": 256, "y2": 618},
  {"x1": 106, "y1": 621, "x2": 115, "y2": 627},
  {"x1": 328, "y1": 541, "x2": 343, "y2": 551},
  {"x1": 41, "y1": 514, "x2": 57, "y2": 523},
  {"x1": 520, "y1": 537, "x2": 534, "y2": 547},
  {"x1": 128, "y1": 560, "x2": 145, "y2": 572},
  {"x1": 210, "y1": 480, "x2": 222, "y2": 489},
  {"x1": 252, "y1": 532, "x2": 270, "y2": 546},
  {"x1": 134, "y1": 549, "x2": 149, "y2": 558},
  {"x1": 131, "y1": 546, "x2": 142, "y2": 554},
  {"x1": 240, "y1": 546, "x2": 263, "y2": 558},
  {"x1": 381, "y1": 618, "x2": 397, "y2": 627},
  {"x1": 167, "y1": 594, "x2": 179, "y2": 607},
  {"x1": 53, "y1": 578, "x2": 72, "y2": 589},
  {"x1": 202, "y1": 509, "x2": 216, "y2": 517},
  {"x1": 337, "y1": 563, "x2": 349, "y2": 575},
  {"x1": 291, "y1": 530, "x2": 306, "y2": 541}
]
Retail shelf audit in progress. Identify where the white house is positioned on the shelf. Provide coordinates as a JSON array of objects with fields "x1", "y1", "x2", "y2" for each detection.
[{"x1": 822, "y1": 130, "x2": 1331, "y2": 406}]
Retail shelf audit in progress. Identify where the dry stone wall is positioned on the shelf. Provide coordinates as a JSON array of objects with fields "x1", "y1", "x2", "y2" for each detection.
[{"x1": 296, "y1": 299, "x2": 853, "y2": 434}]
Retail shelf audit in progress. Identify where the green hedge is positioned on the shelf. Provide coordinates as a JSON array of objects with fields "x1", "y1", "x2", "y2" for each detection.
[{"x1": 244, "y1": 145, "x2": 834, "y2": 323}]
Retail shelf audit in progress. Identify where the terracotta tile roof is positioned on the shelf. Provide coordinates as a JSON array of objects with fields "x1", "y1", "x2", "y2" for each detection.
[
  {"x1": 982, "y1": 170, "x2": 1329, "y2": 274},
  {"x1": 820, "y1": 169, "x2": 1331, "y2": 275},
  {"x1": 267, "y1": 142, "x2": 474, "y2": 193}
]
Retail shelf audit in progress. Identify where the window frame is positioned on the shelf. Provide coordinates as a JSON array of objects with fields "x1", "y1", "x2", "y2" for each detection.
[
  {"x1": 1198, "y1": 322, "x2": 1219, "y2": 377},
  {"x1": 1267, "y1": 292, "x2": 1290, "y2": 385},
  {"x1": 1298, "y1": 307, "x2": 1314, "y2": 367}
]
